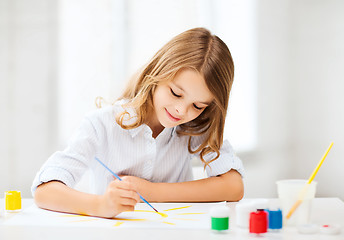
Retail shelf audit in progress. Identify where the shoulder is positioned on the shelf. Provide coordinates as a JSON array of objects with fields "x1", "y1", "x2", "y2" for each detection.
[
  {"x1": 187, "y1": 131, "x2": 208, "y2": 149},
  {"x1": 84, "y1": 100, "x2": 127, "y2": 124},
  {"x1": 73, "y1": 101, "x2": 129, "y2": 137},
  {"x1": 73, "y1": 100, "x2": 131, "y2": 139}
]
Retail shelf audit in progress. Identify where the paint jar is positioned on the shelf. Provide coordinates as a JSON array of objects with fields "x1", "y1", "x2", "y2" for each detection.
[
  {"x1": 268, "y1": 208, "x2": 283, "y2": 230},
  {"x1": 249, "y1": 209, "x2": 268, "y2": 234},
  {"x1": 236, "y1": 202, "x2": 255, "y2": 228},
  {"x1": 5, "y1": 191, "x2": 22, "y2": 212},
  {"x1": 210, "y1": 205, "x2": 230, "y2": 232},
  {"x1": 276, "y1": 179, "x2": 317, "y2": 226}
]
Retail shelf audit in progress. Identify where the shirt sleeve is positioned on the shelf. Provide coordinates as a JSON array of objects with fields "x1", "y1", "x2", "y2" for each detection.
[
  {"x1": 204, "y1": 140, "x2": 245, "y2": 178},
  {"x1": 31, "y1": 115, "x2": 101, "y2": 196},
  {"x1": 190, "y1": 135, "x2": 245, "y2": 178}
]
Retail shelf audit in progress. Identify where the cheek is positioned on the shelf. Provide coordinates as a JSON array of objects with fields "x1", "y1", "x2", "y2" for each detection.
[
  {"x1": 159, "y1": 92, "x2": 176, "y2": 109},
  {"x1": 155, "y1": 87, "x2": 170, "y2": 103},
  {"x1": 153, "y1": 88, "x2": 165, "y2": 107}
]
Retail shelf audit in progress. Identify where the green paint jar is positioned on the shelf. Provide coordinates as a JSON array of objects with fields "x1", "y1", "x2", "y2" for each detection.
[{"x1": 210, "y1": 205, "x2": 230, "y2": 231}]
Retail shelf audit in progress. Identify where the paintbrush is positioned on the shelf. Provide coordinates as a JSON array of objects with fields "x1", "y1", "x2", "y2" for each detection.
[{"x1": 286, "y1": 142, "x2": 333, "y2": 219}]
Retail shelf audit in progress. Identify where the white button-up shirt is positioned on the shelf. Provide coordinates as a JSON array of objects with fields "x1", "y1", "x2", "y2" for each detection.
[{"x1": 32, "y1": 100, "x2": 244, "y2": 195}]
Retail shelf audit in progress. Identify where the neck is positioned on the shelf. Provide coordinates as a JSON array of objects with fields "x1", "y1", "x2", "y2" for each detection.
[
  {"x1": 145, "y1": 105, "x2": 164, "y2": 138},
  {"x1": 146, "y1": 119, "x2": 164, "y2": 138},
  {"x1": 150, "y1": 125, "x2": 164, "y2": 138}
]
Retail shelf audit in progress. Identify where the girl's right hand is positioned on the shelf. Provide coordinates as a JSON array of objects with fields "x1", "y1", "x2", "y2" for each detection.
[{"x1": 97, "y1": 179, "x2": 141, "y2": 218}]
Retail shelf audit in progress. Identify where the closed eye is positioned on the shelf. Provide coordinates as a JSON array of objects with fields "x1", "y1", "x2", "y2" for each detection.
[
  {"x1": 170, "y1": 88, "x2": 181, "y2": 98},
  {"x1": 193, "y1": 104, "x2": 203, "y2": 110},
  {"x1": 170, "y1": 87, "x2": 205, "y2": 110}
]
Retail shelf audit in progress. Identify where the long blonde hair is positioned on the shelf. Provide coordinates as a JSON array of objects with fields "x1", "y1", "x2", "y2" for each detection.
[{"x1": 116, "y1": 28, "x2": 234, "y2": 169}]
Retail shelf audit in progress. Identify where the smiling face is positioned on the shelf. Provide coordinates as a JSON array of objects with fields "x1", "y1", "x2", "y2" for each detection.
[{"x1": 148, "y1": 69, "x2": 214, "y2": 134}]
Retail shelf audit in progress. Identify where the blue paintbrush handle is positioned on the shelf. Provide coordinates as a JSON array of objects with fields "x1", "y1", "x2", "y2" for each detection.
[{"x1": 95, "y1": 157, "x2": 122, "y2": 181}]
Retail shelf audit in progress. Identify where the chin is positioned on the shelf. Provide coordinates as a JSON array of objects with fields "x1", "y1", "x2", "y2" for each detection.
[
  {"x1": 160, "y1": 118, "x2": 178, "y2": 129},
  {"x1": 161, "y1": 122, "x2": 176, "y2": 129}
]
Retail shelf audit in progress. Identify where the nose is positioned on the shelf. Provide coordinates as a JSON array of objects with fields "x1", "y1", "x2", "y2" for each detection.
[{"x1": 175, "y1": 103, "x2": 187, "y2": 116}]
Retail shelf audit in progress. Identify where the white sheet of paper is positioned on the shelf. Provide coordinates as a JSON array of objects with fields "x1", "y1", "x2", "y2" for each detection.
[{"x1": 3, "y1": 202, "x2": 226, "y2": 229}]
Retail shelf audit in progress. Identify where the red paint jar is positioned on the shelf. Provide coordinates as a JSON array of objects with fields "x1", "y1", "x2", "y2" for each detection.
[{"x1": 249, "y1": 210, "x2": 268, "y2": 234}]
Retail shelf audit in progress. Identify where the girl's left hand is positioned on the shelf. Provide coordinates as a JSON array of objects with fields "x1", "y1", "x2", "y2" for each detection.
[{"x1": 116, "y1": 175, "x2": 153, "y2": 202}]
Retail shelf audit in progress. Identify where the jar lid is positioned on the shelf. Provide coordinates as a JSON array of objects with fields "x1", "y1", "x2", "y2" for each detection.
[{"x1": 320, "y1": 224, "x2": 341, "y2": 235}]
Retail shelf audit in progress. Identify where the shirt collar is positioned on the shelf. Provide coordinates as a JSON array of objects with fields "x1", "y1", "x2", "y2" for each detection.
[
  {"x1": 128, "y1": 124, "x2": 146, "y2": 138},
  {"x1": 129, "y1": 124, "x2": 177, "y2": 141},
  {"x1": 156, "y1": 126, "x2": 176, "y2": 143}
]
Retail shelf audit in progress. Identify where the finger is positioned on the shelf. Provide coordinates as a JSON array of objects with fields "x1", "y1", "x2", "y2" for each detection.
[
  {"x1": 117, "y1": 188, "x2": 140, "y2": 201},
  {"x1": 118, "y1": 196, "x2": 138, "y2": 207},
  {"x1": 115, "y1": 181, "x2": 138, "y2": 192},
  {"x1": 109, "y1": 180, "x2": 131, "y2": 190},
  {"x1": 107, "y1": 181, "x2": 140, "y2": 203},
  {"x1": 118, "y1": 204, "x2": 135, "y2": 213}
]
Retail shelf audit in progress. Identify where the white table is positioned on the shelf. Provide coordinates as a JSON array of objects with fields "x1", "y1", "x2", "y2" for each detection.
[{"x1": 0, "y1": 198, "x2": 343, "y2": 240}]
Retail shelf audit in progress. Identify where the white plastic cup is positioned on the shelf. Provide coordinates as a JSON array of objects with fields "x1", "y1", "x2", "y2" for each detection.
[{"x1": 276, "y1": 179, "x2": 317, "y2": 226}]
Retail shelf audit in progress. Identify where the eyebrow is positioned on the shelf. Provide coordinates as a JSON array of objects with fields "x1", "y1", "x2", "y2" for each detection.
[{"x1": 173, "y1": 83, "x2": 212, "y2": 105}]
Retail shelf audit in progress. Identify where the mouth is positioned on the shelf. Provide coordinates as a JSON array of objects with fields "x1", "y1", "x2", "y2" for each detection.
[{"x1": 165, "y1": 108, "x2": 181, "y2": 122}]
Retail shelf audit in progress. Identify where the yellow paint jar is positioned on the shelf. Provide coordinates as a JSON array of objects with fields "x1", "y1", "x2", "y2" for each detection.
[{"x1": 5, "y1": 190, "x2": 22, "y2": 212}]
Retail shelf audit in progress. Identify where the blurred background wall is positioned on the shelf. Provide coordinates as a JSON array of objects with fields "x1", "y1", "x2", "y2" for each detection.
[{"x1": 0, "y1": 0, "x2": 343, "y2": 199}]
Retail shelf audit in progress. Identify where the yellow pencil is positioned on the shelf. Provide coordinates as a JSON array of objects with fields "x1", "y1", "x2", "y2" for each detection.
[{"x1": 286, "y1": 142, "x2": 334, "y2": 219}]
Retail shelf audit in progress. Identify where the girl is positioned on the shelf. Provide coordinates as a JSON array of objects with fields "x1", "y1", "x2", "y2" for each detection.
[{"x1": 32, "y1": 28, "x2": 244, "y2": 218}]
